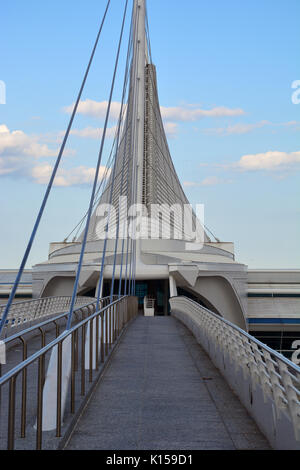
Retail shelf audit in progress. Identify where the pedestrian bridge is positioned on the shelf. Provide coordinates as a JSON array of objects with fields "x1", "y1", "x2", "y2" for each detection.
[
  {"x1": 1, "y1": 295, "x2": 300, "y2": 450},
  {"x1": 64, "y1": 315, "x2": 270, "y2": 450},
  {"x1": 2, "y1": 0, "x2": 298, "y2": 453}
]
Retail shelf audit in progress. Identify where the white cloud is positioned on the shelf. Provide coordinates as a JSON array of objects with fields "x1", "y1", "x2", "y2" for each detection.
[
  {"x1": 201, "y1": 176, "x2": 223, "y2": 186},
  {"x1": 70, "y1": 126, "x2": 117, "y2": 140},
  {"x1": 160, "y1": 105, "x2": 245, "y2": 122},
  {"x1": 183, "y1": 181, "x2": 198, "y2": 187},
  {"x1": 69, "y1": 122, "x2": 177, "y2": 140},
  {"x1": 64, "y1": 99, "x2": 245, "y2": 123},
  {"x1": 224, "y1": 120, "x2": 270, "y2": 134},
  {"x1": 0, "y1": 124, "x2": 108, "y2": 187},
  {"x1": 203, "y1": 120, "x2": 300, "y2": 136},
  {"x1": 0, "y1": 156, "x2": 25, "y2": 176},
  {"x1": 0, "y1": 124, "x2": 65, "y2": 177},
  {"x1": 0, "y1": 125, "x2": 8, "y2": 133},
  {"x1": 0, "y1": 124, "x2": 57, "y2": 158},
  {"x1": 163, "y1": 122, "x2": 178, "y2": 137},
  {"x1": 31, "y1": 164, "x2": 110, "y2": 187},
  {"x1": 63, "y1": 100, "x2": 123, "y2": 121},
  {"x1": 283, "y1": 121, "x2": 299, "y2": 127},
  {"x1": 183, "y1": 176, "x2": 232, "y2": 187},
  {"x1": 237, "y1": 150, "x2": 300, "y2": 171},
  {"x1": 281, "y1": 121, "x2": 300, "y2": 131}
]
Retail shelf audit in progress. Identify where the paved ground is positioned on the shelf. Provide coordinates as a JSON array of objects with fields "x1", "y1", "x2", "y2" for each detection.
[{"x1": 66, "y1": 315, "x2": 271, "y2": 450}]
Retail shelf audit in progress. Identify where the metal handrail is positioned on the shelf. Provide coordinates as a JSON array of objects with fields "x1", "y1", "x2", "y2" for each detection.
[
  {"x1": 0, "y1": 295, "x2": 138, "y2": 450},
  {"x1": 0, "y1": 298, "x2": 121, "y2": 383},
  {"x1": 0, "y1": 295, "x2": 86, "y2": 311},
  {"x1": 170, "y1": 296, "x2": 300, "y2": 444},
  {"x1": 0, "y1": 295, "x2": 97, "y2": 337},
  {"x1": 0, "y1": 298, "x2": 116, "y2": 374},
  {"x1": 2, "y1": 296, "x2": 116, "y2": 347}
]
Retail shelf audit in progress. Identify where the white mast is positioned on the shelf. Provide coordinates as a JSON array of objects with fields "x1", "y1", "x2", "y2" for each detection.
[
  {"x1": 132, "y1": 0, "x2": 146, "y2": 270},
  {"x1": 134, "y1": 0, "x2": 146, "y2": 206}
]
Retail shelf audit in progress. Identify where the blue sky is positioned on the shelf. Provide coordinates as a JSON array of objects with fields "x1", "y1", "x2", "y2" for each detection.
[{"x1": 0, "y1": 0, "x2": 299, "y2": 269}]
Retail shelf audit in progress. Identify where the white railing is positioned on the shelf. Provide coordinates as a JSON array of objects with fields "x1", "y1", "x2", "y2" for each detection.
[
  {"x1": 170, "y1": 296, "x2": 300, "y2": 450},
  {"x1": 0, "y1": 296, "x2": 96, "y2": 335}
]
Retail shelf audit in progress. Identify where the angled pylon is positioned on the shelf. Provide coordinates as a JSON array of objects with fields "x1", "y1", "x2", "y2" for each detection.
[{"x1": 80, "y1": 1, "x2": 209, "y2": 244}]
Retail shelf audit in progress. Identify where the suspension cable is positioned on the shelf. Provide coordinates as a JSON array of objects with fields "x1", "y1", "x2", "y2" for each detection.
[
  {"x1": 98, "y1": 8, "x2": 133, "y2": 304},
  {"x1": 121, "y1": 3, "x2": 140, "y2": 297},
  {"x1": 65, "y1": 101, "x2": 129, "y2": 242},
  {"x1": 128, "y1": 1, "x2": 142, "y2": 296},
  {"x1": 96, "y1": 0, "x2": 138, "y2": 304},
  {"x1": 0, "y1": 0, "x2": 112, "y2": 335},
  {"x1": 109, "y1": 35, "x2": 134, "y2": 301},
  {"x1": 66, "y1": 0, "x2": 129, "y2": 330}
]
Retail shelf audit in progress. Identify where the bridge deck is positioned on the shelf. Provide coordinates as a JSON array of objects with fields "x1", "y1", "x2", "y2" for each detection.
[{"x1": 65, "y1": 315, "x2": 270, "y2": 450}]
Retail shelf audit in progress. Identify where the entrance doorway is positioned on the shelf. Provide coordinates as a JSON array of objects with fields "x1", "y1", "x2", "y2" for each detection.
[
  {"x1": 135, "y1": 280, "x2": 169, "y2": 316},
  {"x1": 101, "y1": 279, "x2": 170, "y2": 316}
]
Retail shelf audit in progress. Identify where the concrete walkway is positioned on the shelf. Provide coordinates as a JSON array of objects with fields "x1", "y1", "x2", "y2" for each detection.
[{"x1": 65, "y1": 315, "x2": 271, "y2": 450}]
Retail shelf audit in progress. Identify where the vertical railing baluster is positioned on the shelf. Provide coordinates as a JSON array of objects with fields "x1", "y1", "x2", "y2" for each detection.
[
  {"x1": 7, "y1": 376, "x2": 16, "y2": 450},
  {"x1": 0, "y1": 364, "x2": 2, "y2": 404},
  {"x1": 81, "y1": 325, "x2": 86, "y2": 396},
  {"x1": 89, "y1": 319, "x2": 93, "y2": 383},
  {"x1": 36, "y1": 356, "x2": 44, "y2": 450},
  {"x1": 109, "y1": 306, "x2": 112, "y2": 347},
  {"x1": 112, "y1": 304, "x2": 115, "y2": 342},
  {"x1": 74, "y1": 329, "x2": 79, "y2": 372},
  {"x1": 54, "y1": 320, "x2": 60, "y2": 338},
  {"x1": 101, "y1": 312, "x2": 105, "y2": 363},
  {"x1": 96, "y1": 316, "x2": 99, "y2": 371},
  {"x1": 71, "y1": 332, "x2": 76, "y2": 414},
  {"x1": 56, "y1": 342, "x2": 63, "y2": 437},
  {"x1": 105, "y1": 309, "x2": 108, "y2": 356},
  {"x1": 20, "y1": 337, "x2": 27, "y2": 438}
]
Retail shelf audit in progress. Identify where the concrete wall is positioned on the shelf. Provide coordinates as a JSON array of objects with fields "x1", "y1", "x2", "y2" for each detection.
[
  {"x1": 42, "y1": 276, "x2": 75, "y2": 297},
  {"x1": 188, "y1": 276, "x2": 247, "y2": 330}
]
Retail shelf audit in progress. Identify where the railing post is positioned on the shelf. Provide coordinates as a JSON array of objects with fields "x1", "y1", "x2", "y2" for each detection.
[
  {"x1": 19, "y1": 337, "x2": 27, "y2": 438},
  {"x1": 74, "y1": 329, "x2": 79, "y2": 372},
  {"x1": 56, "y1": 342, "x2": 63, "y2": 437},
  {"x1": 101, "y1": 312, "x2": 105, "y2": 363},
  {"x1": 36, "y1": 357, "x2": 44, "y2": 450},
  {"x1": 39, "y1": 334, "x2": 72, "y2": 433},
  {"x1": 54, "y1": 320, "x2": 60, "y2": 338},
  {"x1": 7, "y1": 376, "x2": 16, "y2": 450},
  {"x1": 109, "y1": 306, "x2": 112, "y2": 348},
  {"x1": 113, "y1": 304, "x2": 116, "y2": 342},
  {"x1": 81, "y1": 325, "x2": 86, "y2": 396},
  {"x1": 71, "y1": 332, "x2": 76, "y2": 414},
  {"x1": 112, "y1": 305, "x2": 114, "y2": 345},
  {"x1": 105, "y1": 308, "x2": 108, "y2": 355},
  {"x1": 89, "y1": 319, "x2": 94, "y2": 382},
  {"x1": 96, "y1": 316, "x2": 99, "y2": 371}
]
